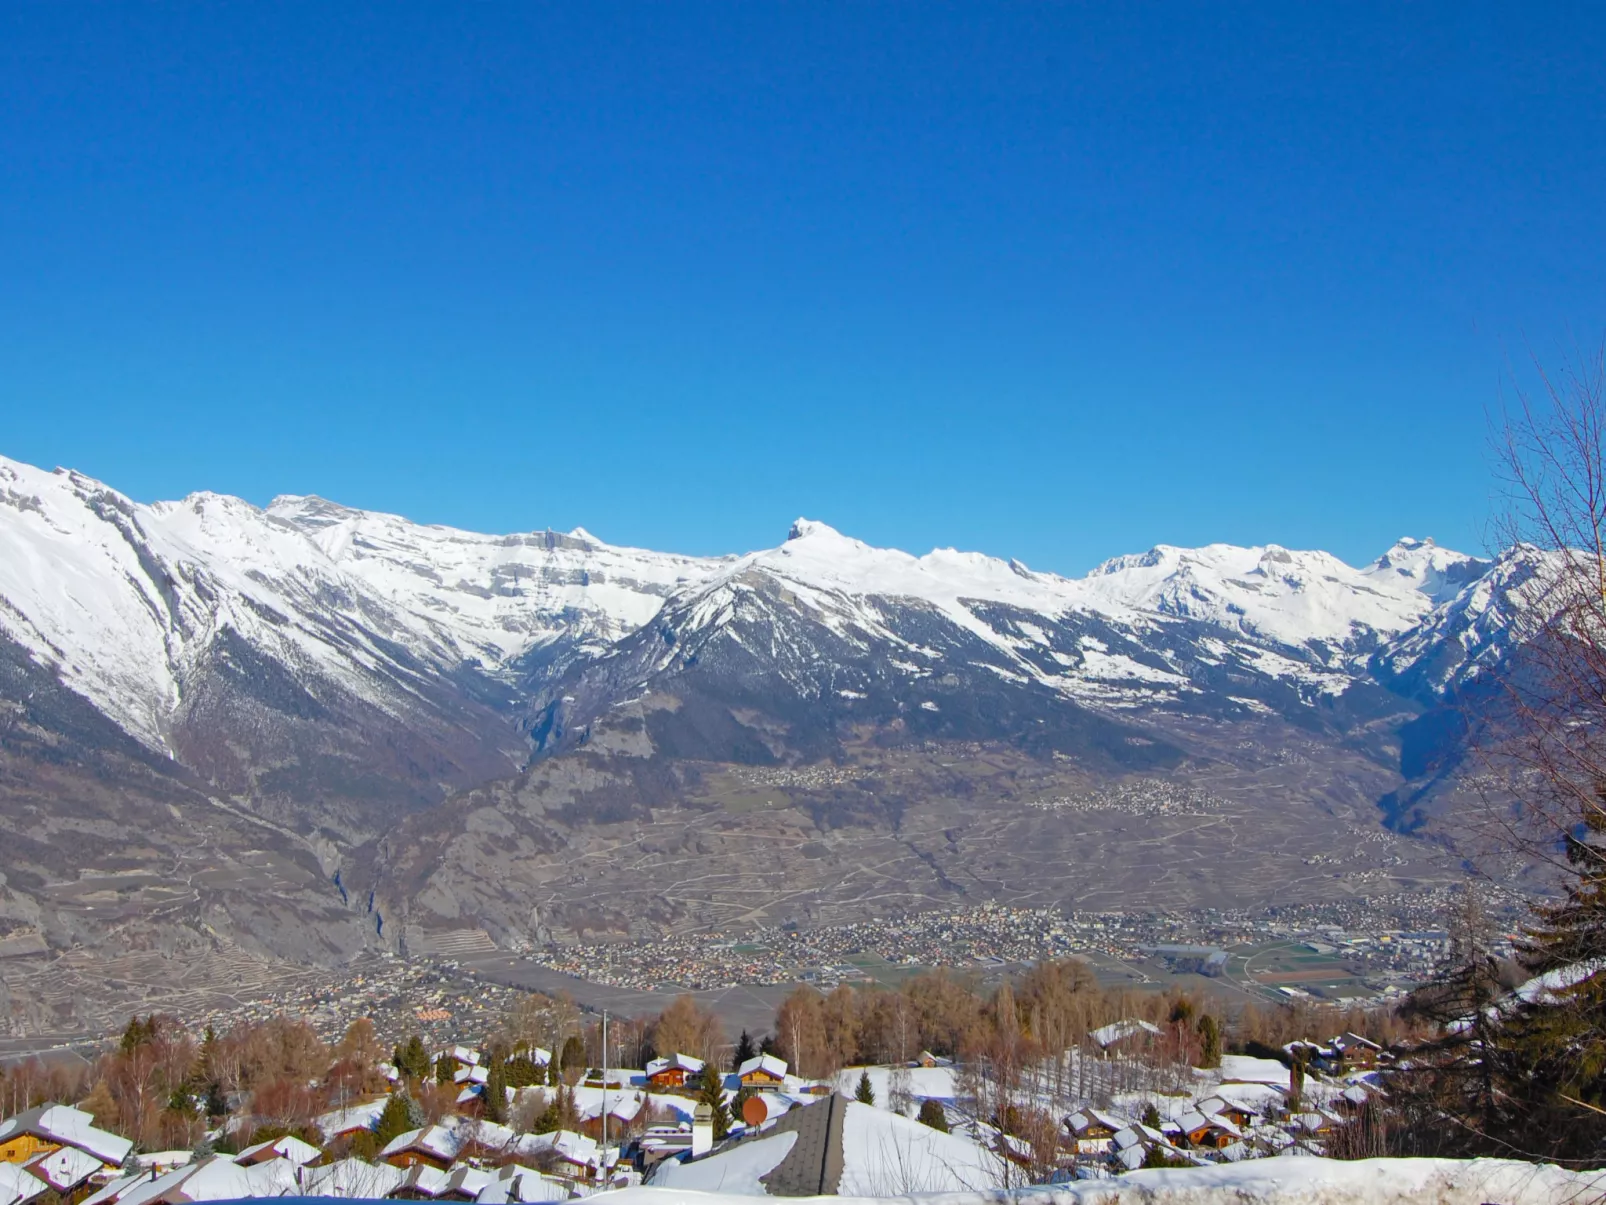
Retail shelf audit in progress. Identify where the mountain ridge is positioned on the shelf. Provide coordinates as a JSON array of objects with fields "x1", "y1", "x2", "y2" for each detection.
[{"x1": 0, "y1": 451, "x2": 1540, "y2": 999}]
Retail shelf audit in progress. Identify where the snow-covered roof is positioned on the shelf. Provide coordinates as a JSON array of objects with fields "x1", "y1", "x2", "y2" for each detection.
[
  {"x1": 1068, "y1": 1107, "x2": 1129, "y2": 1134},
  {"x1": 396, "y1": 1163, "x2": 452, "y2": 1198},
  {"x1": 737, "y1": 1054, "x2": 787, "y2": 1080},
  {"x1": 379, "y1": 1124, "x2": 466, "y2": 1163},
  {"x1": 475, "y1": 1164, "x2": 572, "y2": 1203},
  {"x1": 1113, "y1": 1123, "x2": 1166, "y2": 1151},
  {"x1": 315, "y1": 1097, "x2": 388, "y2": 1140},
  {"x1": 646, "y1": 1053, "x2": 706, "y2": 1078},
  {"x1": 0, "y1": 1162, "x2": 48, "y2": 1205},
  {"x1": 234, "y1": 1133, "x2": 322, "y2": 1166},
  {"x1": 0, "y1": 1104, "x2": 133, "y2": 1166},
  {"x1": 25, "y1": 1144, "x2": 105, "y2": 1191},
  {"x1": 1179, "y1": 1109, "x2": 1244, "y2": 1140},
  {"x1": 83, "y1": 1153, "x2": 297, "y2": 1205},
  {"x1": 299, "y1": 1156, "x2": 406, "y2": 1198},
  {"x1": 1219, "y1": 1054, "x2": 1293, "y2": 1088},
  {"x1": 1090, "y1": 1018, "x2": 1163, "y2": 1049},
  {"x1": 511, "y1": 1130, "x2": 600, "y2": 1169}
]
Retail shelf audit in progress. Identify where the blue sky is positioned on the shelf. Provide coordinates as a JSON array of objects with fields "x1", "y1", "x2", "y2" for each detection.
[{"x1": 2, "y1": 3, "x2": 1604, "y2": 574}]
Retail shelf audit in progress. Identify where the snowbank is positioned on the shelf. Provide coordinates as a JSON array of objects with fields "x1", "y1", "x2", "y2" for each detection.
[
  {"x1": 605, "y1": 1156, "x2": 1603, "y2": 1205},
  {"x1": 653, "y1": 1133, "x2": 799, "y2": 1196}
]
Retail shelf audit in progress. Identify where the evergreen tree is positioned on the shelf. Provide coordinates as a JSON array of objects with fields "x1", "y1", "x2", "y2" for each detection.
[
  {"x1": 916, "y1": 1099, "x2": 949, "y2": 1132},
  {"x1": 435, "y1": 1054, "x2": 455, "y2": 1084},
  {"x1": 855, "y1": 1070, "x2": 875, "y2": 1105},
  {"x1": 560, "y1": 1035, "x2": 585, "y2": 1074},
  {"x1": 374, "y1": 1093, "x2": 415, "y2": 1147},
  {"x1": 393, "y1": 1035, "x2": 431, "y2": 1081},
  {"x1": 1140, "y1": 1102, "x2": 1161, "y2": 1130},
  {"x1": 533, "y1": 1091, "x2": 562, "y2": 1135},
  {"x1": 732, "y1": 1030, "x2": 757, "y2": 1071},
  {"x1": 728, "y1": 1084, "x2": 753, "y2": 1130},
  {"x1": 484, "y1": 1058, "x2": 508, "y2": 1124},
  {"x1": 505, "y1": 1055, "x2": 543, "y2": 1088},
  {"x1": 697, "y1": 1066, "x2": 730, "y2": 1140},
  {"x1": 120, "y1": 1015, "x2": 157, "y2": 1054},
  {"x1": 1197, "y1": 1014, "x2": 1222, "y2": 1069}
]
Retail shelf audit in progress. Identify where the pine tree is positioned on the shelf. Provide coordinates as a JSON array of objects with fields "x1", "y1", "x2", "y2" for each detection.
[
  {"x1": 1197, "y1": 1014, "x2": 1222, "y2": 1069},
  {"x1": 374, "y1": 1093, "x2": 415, "y2": 1147},
  {"x1": 1140, "y1": 1102, "x2": 1161, "y2": 1130},
  {"x1": 394, "y1": 1035, "x2": 431, "y2": 1081},
  {"x1": 855, "y1": 1070, "x2": 875, "y2": 1105},
  {"x1": 560, "y1": 1036, "x2": 585, "y2": 1074},
  {"x1": 916, "y1": 1099, "x2": 949, "y2": 1132},
  {"x1": 435, "y1": 1054, "x2": 455, "y2": 1084},
  {"x1": 728, "y1": 1084, "x2": 753, "y2": 1129},
  {"x1": 484, "y1": 1058, "x2": 508, "y2": 1124},
  {"x1": 732, "y1": 1030, "x2": 757, "y2": 1071},
  {"x1": 505, "y1": 1055, "x2": 543, "y2": 1088},
  {"x1": 697, "y1": 1066, "x2": 729, "y2": 1140}
]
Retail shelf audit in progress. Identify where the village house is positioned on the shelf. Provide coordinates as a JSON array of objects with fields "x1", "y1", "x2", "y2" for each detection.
[
  {"x1": 381, "y1": 1126, "x2": 467, "y2": 1171},
  {"x1": 1177, "y1": 1108, "x2": 1246, "y2": 1150},
  {"x1": 736, "y1": 1054, "x2": 787, "y2": 1092},
  {"x1": 1332, "y1": 1032, "x2": 1383, "y2": 1071},
  {"x1": 1195, "y1": 1095, "x2": 1261, "y2": 1131},
  {"x1": 644, "y1": 1054, "x2": 704, "y2": 1091},
  {"x1": 0, "y1": 1106, "x2": 132, "y2": 1172},
  {"x1": 317, "y1": 1100, "x2": 390, "y2": 1146},
  {"x1": 1089, "y1": 1018, "x2": 1162, "y2": 1054},
  {"x1": 23, "y1": 1144, "x2": 105, "y2": 1203},
  {"x1": 391, "y1": 1162, "x2": 452, "y2": 1199},
  {"x1": 1064, "y1": 1107, "x2": 1128, "y2": 1156}
]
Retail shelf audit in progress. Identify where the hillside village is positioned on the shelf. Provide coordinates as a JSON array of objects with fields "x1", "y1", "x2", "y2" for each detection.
[{"x1": 0, "y1": 963, "x2": 1409, "y2": 1204}]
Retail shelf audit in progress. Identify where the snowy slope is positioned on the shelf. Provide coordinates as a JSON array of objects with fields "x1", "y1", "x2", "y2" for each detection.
[
  {"x1": 617, "y1": 1155, "x2": 1601, "y2": 1205},
  {"x1": 561, "y1": 521, "x2": 1497, "y2": 720},
  {"x1": 267, "y1": 495, "x2": 728, "y2": 664}
]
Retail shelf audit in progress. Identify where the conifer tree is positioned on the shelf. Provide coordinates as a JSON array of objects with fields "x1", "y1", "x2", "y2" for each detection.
[
  {"x1": 374, "y1": 1092, "x2": 415, "y2": 1147},
  {"x1": 916, "y1": 1098, "x2": 949, "y2": 1132},
  {"x1": 855, "y1": 1070, "x2": 875, "y2": 1105},
  {"x1": 484, "y1": 1057, "x2": 508, "y2": 1124},
  {"x1": 1197, "y1": 1014, "x2": 1222, "y2": 1069},
  {"x1": 731, "y1": 1030, "x2": 757, "y2": 1071},
  {"x1": 697, "y1": 1065, "x2": 729, "y2": 1140}
]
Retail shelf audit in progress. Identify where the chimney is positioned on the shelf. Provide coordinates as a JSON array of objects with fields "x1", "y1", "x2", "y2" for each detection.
[{"x1": 691, "y1": 1103, "x2": 714, "y2": 1157}]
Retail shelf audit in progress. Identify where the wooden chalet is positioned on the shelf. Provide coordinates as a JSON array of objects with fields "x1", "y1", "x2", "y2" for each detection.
[
  {"x1": 1064, "y1": 1108, "x2": 1128, "y2": 1156},
  {"x1": 1332, "y1": 1032, "x2": 1383, "y2": 1070},
  {"x1": 380, "y1": 1125, "x2": 465, "y2": 1171},
  {"x1": 0, "y1": 1106, "x2": 131, "y2": 1173},
  {"x1": 1177, "y1": 1108, "x2": 1244, "y2": 1150},
  {"x1": 644, "y1": 1053, "x2": 705, "y2": 1090},
  {"x1": 736, "y1": 1054, "x2": 787, "y2": 1092}
]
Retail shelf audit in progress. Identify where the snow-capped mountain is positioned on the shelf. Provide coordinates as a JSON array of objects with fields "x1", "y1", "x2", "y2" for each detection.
[{"x1": 0, "y1": 454, "x2": 1519, "y2": 772}]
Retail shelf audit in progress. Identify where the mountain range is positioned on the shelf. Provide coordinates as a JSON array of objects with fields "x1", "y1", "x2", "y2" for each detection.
[{"x1": 0, "y1": 453, "x2": 1541, "y2": 1029}]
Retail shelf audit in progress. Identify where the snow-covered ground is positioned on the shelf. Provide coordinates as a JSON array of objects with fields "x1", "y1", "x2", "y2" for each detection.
[{"x1": 615, "y1": 1156, "x2": 1604, "y2": 1205}]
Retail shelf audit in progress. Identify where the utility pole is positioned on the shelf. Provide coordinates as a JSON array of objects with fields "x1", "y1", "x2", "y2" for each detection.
[{"x1": 601, "y1": 1009, "x2": 609, "y2": 1183}]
